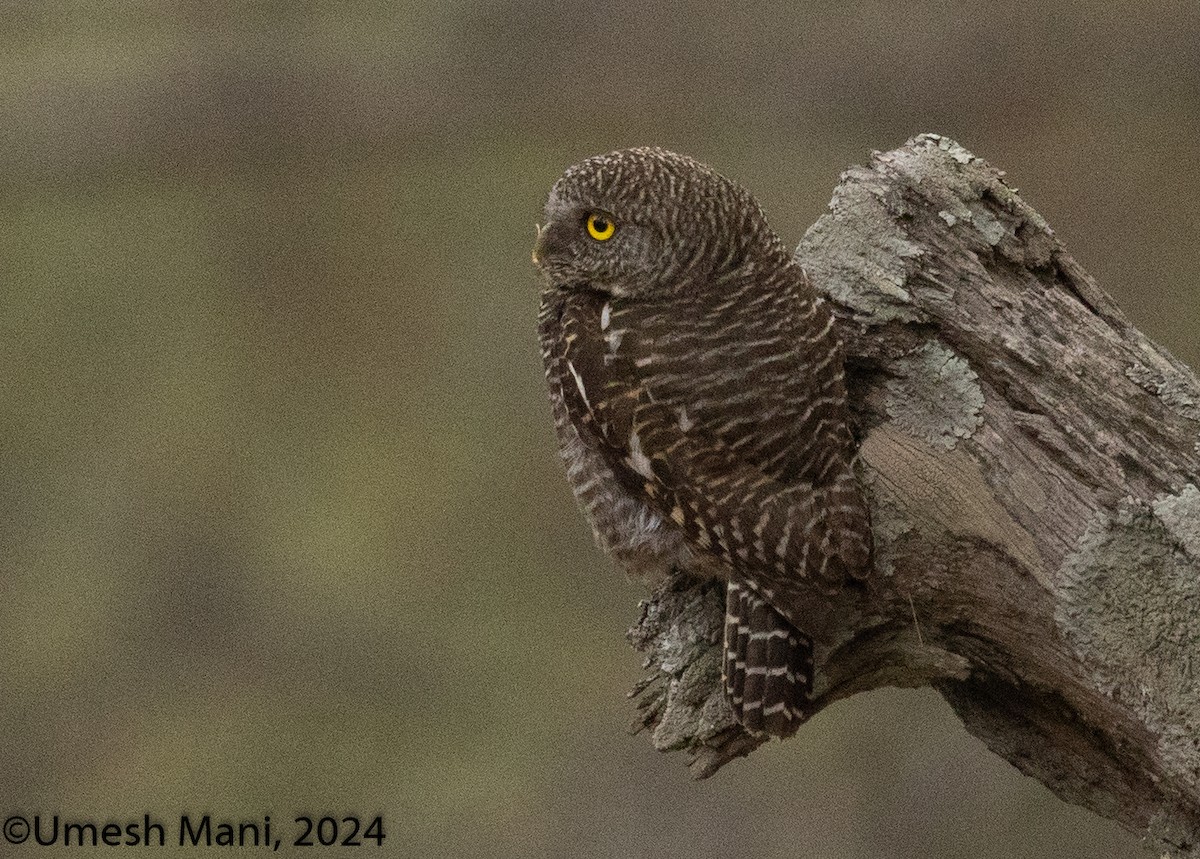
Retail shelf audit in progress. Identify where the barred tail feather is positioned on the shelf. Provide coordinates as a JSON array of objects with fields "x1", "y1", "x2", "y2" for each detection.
[{"x1": 722, "y1": 579, "x2": 813, "y2": 737}]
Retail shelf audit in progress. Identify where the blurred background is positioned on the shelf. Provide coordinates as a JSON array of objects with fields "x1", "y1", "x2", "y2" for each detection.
[{"x1": 1, "y1": 2, "x2": 1197, "y2": 857}]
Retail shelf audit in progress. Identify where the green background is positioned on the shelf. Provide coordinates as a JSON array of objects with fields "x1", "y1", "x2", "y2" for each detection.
[{"x1": 2, "y1": 2, "x2": 1197, "y2": 857}]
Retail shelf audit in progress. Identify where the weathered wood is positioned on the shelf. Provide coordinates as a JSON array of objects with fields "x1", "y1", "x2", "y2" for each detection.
[{"x1": 626, "y1": 134, "x2": 1200, "y2": 857}]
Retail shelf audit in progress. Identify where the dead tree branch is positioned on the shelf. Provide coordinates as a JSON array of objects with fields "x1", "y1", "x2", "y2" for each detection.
[{"x1": 627, "y1": 133, "x2": 1200, "y2": 857}]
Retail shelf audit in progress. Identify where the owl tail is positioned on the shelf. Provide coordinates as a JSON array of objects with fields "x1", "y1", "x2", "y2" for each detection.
[{"x1": 722, "y1": 579, "x2": 812, "y2": 738}]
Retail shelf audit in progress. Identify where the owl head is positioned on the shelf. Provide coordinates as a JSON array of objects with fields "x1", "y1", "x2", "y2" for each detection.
[{"x1": 533, "y1": 147, "x2": 784, "y2": 299}]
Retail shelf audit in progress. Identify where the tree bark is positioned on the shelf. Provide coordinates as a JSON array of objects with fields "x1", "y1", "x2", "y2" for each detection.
[{"x1": 625, "y1": 133, "x2": 1200, "y2": 857}]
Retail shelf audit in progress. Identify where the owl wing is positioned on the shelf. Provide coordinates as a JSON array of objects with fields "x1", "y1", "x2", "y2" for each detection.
[
  {"x1": 547, "y1": 289, "x2": 847, "y2": 594},
  {"x1": 545, "y1": 287, "x2": 867, "y2": 734}
]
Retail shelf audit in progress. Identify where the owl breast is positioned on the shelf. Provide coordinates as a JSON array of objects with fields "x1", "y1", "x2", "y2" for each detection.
[
  {"x1": 551, "y1": 377, "x2": 700, "y2": 583},
  {"x1": 540, "y1": 289, "x2": 720, "y2": 583}
]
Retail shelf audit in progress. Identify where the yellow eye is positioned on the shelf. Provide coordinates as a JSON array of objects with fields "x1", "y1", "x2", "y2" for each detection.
[{"x1": 586, "y1": 213, "x2": 616, "y2": 241}]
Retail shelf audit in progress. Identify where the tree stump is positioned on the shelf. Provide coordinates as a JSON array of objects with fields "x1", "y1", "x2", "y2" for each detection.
[{"x1": 626, "y1": 133, "x2": 1200, "y2": 857}]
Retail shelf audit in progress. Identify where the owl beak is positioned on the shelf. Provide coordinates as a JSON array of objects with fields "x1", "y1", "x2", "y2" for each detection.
[{"x1": 531, "y1": 222, "x2": 551, "y2": 266}]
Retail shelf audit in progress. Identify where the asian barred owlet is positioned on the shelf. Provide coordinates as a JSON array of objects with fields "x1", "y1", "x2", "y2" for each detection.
[{"x1": 535, "y1": 147, "x2": 871, "y2": 738}]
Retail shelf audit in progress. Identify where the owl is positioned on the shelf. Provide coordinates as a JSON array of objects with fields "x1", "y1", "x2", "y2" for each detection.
[{"x1": 534, "y1": 147, "x2": 871, "y2": 738}]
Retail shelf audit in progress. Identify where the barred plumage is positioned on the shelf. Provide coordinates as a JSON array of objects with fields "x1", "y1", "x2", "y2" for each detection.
[
  {"x1": 724, "y1": 580, "x2": 812, "y2": 736},
  {"x1": 535, "y1": 148, "x2": 871, "y2": 736}
]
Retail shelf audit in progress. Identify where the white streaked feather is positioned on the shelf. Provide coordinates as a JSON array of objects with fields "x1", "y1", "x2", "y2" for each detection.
[
  {"x1": 627, "y1": 430, "x2": 655, "y2": 479},
  {"x1": 566, "y1": 359, "x2": 590, "y2": 411}
]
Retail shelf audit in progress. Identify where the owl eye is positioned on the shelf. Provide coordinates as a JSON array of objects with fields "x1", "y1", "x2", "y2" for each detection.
[{"x1": 585, "y1": 213, "x2": 616, "y2": 241}]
